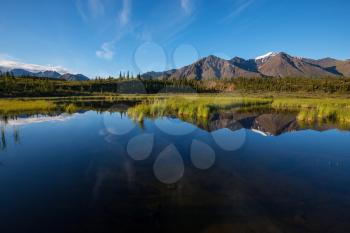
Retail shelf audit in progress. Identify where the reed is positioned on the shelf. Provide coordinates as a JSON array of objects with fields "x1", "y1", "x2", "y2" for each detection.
[
  {"x1": 127, "y1": 96, "x2": 271, "y2": 122},
  {"x1": 64, "y1": 103, "x2": 78, "y2": 114}
]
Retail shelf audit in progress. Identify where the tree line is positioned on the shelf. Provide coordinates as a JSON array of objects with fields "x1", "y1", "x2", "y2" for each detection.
[{"x1": 1, "y1": 73, "x2": 350, "y2": 97}]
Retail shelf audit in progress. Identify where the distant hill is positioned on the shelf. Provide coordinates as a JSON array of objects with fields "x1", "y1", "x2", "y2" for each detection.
[
  {"x1": 37, "y1": 71, "x2": 62, "y2": 79},
  {"x1": 0, "y1": 68, "x2": 62, "y2": 79},
  {"x1": 0, "y1": 66, "x2": 89, "y2": 81},
  {"x1": 59, "y1": 73, "x2": 90, "y2": 81},
  {"x1": 143, "y1": 52, "x2": 350, "y2": 80}
]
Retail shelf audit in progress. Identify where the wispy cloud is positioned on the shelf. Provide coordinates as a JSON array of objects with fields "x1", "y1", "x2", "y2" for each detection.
[
  {"x1": 137, "y1": 1, "x2": 197, "y2": 46},
  {"x1": 88, "y1": 0, "x2": 105, "y2": 18},
  {"x1": 119, "y1": 0, "x2": 132, "y2": 26},
  {"x1": 76, "y1": 0, "x2": 104, "y2": 21},
  {"x1": 222, "y1": 0, "x2": 255, "y2": 22},
  {"x1": 96, "y1": 0, "x2": 132, "y2": 60},
  {"x1": 180, "y1": 0, "x2": 192, "y2": 14},
  {"x1": 0, "y1": 59, "x2": 69, "y2": 73},
  {"x1": 76, "y1": 0, "x2": 88, "y2": 22},
  {"x1": 96, "y1": 42, "x2": 115, "y2": 60}
]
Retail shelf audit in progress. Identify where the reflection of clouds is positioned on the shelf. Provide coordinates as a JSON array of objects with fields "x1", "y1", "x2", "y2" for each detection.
[{"x1": 0, "y1": 114, "x2": 76, "y2": 126}]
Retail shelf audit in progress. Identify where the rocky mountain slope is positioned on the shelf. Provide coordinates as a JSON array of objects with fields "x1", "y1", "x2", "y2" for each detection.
[{"x1": 143, "y1": 52, "x2": 350, "y2": 80}]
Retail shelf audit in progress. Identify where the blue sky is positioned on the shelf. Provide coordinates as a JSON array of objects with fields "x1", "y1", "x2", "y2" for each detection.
[{"x1": 0, "y1": 0, "x2": 349, "y2": 78}]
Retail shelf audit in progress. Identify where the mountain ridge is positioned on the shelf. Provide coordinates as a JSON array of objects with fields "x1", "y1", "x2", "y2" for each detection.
[
  {"x1": 0, "y1": 67, "x2": 90, "y2": 81},
  {"x1": 143, "y1": 52, "x2": 350, "y2": 80}
]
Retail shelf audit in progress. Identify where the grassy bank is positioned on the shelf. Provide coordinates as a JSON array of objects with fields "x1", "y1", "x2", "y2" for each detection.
[
  {"x1": 126, "y1": 95, "x2": 350, "y2": 127},
  {"x1": 127, "y1": 96, "x2": 271, "y2": 122},
  {"x1": 0, "y1": 99, "x2": 57, "y2": 114},
  {"x1": 2, "y1": 94, "x2": 350, "y2": 127}
]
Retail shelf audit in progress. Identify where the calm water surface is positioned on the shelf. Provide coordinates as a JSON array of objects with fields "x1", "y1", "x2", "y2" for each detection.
[{"x1": 1, "y1": 107, "x2": 350, "y2": 233}]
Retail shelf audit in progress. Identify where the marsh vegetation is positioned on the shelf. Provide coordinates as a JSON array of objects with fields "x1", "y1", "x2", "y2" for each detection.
[
  {"x1": 127, "y1": 95, "x2": 350, "y2": 128},
  {"x1": 1, "y1": 94, "x2": 350, "y2": 130}
]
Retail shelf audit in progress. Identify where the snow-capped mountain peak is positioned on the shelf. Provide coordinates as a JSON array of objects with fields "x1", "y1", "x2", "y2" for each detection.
[{"x1": 255, "y1": 52, "x2": 278, "y2": 61}]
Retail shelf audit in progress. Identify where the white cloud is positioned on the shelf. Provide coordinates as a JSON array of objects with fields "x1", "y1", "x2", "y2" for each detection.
[
  {"x1": 223, "y1": 0, "x2": 255, "y2": 21},
  {"x1": 180, "y1": 0, "x2": 192, "y2": 14},
  {"x1": 119, "y1": 0, "x2": 132, "y2": 26},
  {"x1": 88, "y1": 0, "x2": 105, "y2": 17},
  {"x1": 0, "y1": 59, "x2": 68, "y2": 73},
  {"x1": 76, "y1": 0, "x2": 105, "y2": 20},
  {"x1": 96, "y1": 42, "x2": 115, "y2": 60},
  {"x1": 96, "y1": 0, "x2": 132, "y2": 60}
]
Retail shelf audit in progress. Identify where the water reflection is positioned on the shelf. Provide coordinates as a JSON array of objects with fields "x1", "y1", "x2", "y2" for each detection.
[
  {"x1": 0, "y1": 126, "x2": 21, "y2": 151},
  {"x1": 1, "y1": 106, "x2": 349, "y2": 149},
  {"x1": 0, "y1": 126, "x2": 6, "y2": 150},
  {"x1": 1, "y1": 103, "x2": 350, "y2": 232}
]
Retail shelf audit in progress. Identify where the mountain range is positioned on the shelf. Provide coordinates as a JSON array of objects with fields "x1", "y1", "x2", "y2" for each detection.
[
  {"x1": 143, "y1": 52, "x2": 350, "y2": 80},
  {"x1": 0, "y1": 67, "x2": 89, "y2": 81},
  {"x1": 2, "y1": 52, "x2": 349, "y2": 81}
]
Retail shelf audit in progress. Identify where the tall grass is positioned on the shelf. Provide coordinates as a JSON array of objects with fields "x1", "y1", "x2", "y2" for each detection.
[
  {"x1": 0, "y1": 99, "x2": 57, "y2": 113},
  {"x1": 271, "y1": 98, "x2": 350, "y2": 126},
  {"x1": 127, "y1": 95, "x2": 350, "y2": 128},
  {"x1": 2, "y1": 95, "x2": 350, "y2": 128},
  {"x1": 0, "y1": 99, "x2": 80, "y2": 115},
  {"x1": 127, "y1": 96, "x2": 271, "y2": 122},
  {"x1": 64, "y1": 103, "x2": 77, "y2": 114}
]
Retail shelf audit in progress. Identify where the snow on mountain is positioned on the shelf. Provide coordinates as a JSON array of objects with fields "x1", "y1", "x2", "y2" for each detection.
[
  {"x1": 0, "y1": 59, "x2": 68, "y2": 73},
  {"x1": 255, "y1": 52, "x2": 278, "y2": 61}
]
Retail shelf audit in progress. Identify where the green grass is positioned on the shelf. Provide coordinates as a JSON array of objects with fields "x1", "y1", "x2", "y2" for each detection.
[
  {"x1": 127, "y1": 96, "x2": 271, "y2": 122},
  {"x1": 0, "y1": 99, "x2": 57, "y2": 113},
  {"x1": 64, "y1": 103, "x2": 78, "y2": 114},
  {"x1": 271, "y1": 98, "x2": 350, "y2": 109},
  {"x1": 269, "y1": 98, "x2": 350, "y2": 126},
  {"x1": 2, "y1": 94, "x2": 350, "y2": 128},
  {"x1": 126, "y1": 95, "x2": 350, "y2": 128}
]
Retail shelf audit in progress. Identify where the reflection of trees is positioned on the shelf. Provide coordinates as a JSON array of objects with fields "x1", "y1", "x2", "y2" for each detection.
[
  {"x1": 1, "y1": 127, "x2": 6, "y2": 151},
  {"x1": 13, "y1": 127, "x2": 20, "y2": 145},
  {"x1": 0, "y1": 125, "x2": 21, "y2": 151}
]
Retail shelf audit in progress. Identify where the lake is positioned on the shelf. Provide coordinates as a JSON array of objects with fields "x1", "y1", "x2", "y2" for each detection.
[{"x1": 1, "y1": 100, "x2": 350, "y2": 233}]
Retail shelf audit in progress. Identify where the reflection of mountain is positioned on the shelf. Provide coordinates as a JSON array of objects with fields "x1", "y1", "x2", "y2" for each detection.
[
  {"x1": 203, "y1": 110, "x2": 340, "y2": 136},
  {"x1": 204, "y1": 111, "x2": 297, "y2": 136},
  {"x1": 0, "y1": 106, "x2": 348, "y2": 139},
  {"x1": 1, "y1": 114, "x2": 76, "y2": 126}
]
